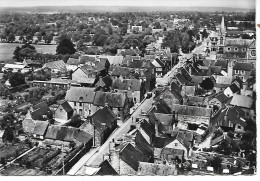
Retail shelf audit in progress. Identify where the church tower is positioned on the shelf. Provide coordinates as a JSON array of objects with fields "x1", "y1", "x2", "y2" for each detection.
[{"x1": 218, "y1": 16, "x2": 226, "y2": 54}]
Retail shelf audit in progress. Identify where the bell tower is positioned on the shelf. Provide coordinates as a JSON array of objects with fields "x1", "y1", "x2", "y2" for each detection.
[{"x1": 218, "y1": 16, "x2": 226, "y2": 54}]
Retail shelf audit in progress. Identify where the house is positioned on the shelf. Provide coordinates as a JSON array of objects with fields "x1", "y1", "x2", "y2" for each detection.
[
  {"x1": 230, "y1": 94, "x2": 254, "y2": 114},
  {"x1": 211, "y1": 133, "x2": 232, "y2": 146},
  {"x1": 72, "y1": 65, "x2": 97, "y2": 85},
  {"x1": 232, "y1": 62, "x2": 252, "y2": 82},
  {"x1": 25, "y1": 101, "x2": 52, "y2": 121},
  {"x1": 161, "y1": 131, "x2": 191, "y2": 161},
  {"x1": 208, "y1": 92, "x2": 232, "y2": 108},
  {"x1": 2, "y1": 63, "x2": 31, "y2": 73},
  {"x1": 42, "y1": 60, "x2": 67, "y2": 73},
  {"x1": 65, "y1": 87, "x2": 96, "y2": 118},
  {"x1": 171, "y1": 104, "x2": 212, "y2": 126},
  {"x1": 111, "y1": 67, "x2": 132, "y2": 79},
  {"x1": 223, "y1": 81, "x2": 241, "y2": 98},
  {"x1": 214, "y1": 75, "x2": 233, "y2": 92},
  {"x1": 54, "y1": 101, "x2": 74, "y2": 121},
  {"x1": 80, "y1": 106, "x2": 117, "y2": 147},
  {"x1": 109, "y1": 131, "x2": 153, "y2": 175},
  {"x1": 135, "y1": 117, "x2": 155, "y2": 145},
  {"x1": 154, "y1": 87, "x2": 183, "y2": 109},
  {"x1": 111, "y1": 78, "x2": 145, "y2": 103},
  {"x1": 137, "y1": 162, "x2": 177, "y2": 176},
  {"x1": 32, "y1": 120, "x2": 49, "y2": 140},
  {"x1": 94, "y1": 75, "x2": 113, "y2": 92},
  {"x1": 93, "y1": 91, "x2": 131, "y2": 120},
  {"x1": 84, "y1": 159, "x2": 118, "y2": 175},
  {"x1": 151, "y1": 58, "x2": 166, "y2": 77},
  {"x1": 66, "y1": 58, "x2": 80, "y2": 71},
  {"x1": 211, "y1": 106, "x2": 247, "y2": 133}
]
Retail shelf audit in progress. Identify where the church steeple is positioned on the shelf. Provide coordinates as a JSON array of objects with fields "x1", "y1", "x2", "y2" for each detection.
[{"x1": 219, "y1": 16, "x2": 226, "y2": 36}]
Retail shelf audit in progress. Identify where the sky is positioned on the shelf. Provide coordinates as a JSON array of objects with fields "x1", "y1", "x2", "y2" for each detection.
[{"x1": 0, "y1": 0, "x2": 256, "y2": 9}]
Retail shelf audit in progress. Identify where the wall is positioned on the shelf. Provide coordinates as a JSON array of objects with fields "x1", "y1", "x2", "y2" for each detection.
[
  {"x1": 165, "y1": 139, "x2": 188, "y2": 159},
  {"x1": 54, "y1": 106, "x2": 68, "y2": 120}
]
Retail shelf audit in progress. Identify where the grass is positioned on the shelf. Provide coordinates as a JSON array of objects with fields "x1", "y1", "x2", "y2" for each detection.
[{"x1": 0, "y1": 43, "x2": 57, "y2": 62}]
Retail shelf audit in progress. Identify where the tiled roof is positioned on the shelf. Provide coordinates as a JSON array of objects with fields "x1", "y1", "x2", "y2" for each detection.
[
  {"x1": 215, "y1": 92, "x2": 231, "y2": 103},
  {"x1": 65, "y1": 87, "x2": 95, "y2": 103},
  {"x1": 58, "y1": 101, "x2": 73, "y2": 113},
  {"x1": 112, "y1": 78, "x2": 141, "y2": 91},
  {"x1": 135, "y1": 131, "x2": 154, "y2": 159},
  {"x1": 111, "y1": 67, "x2": 132, "y2": 77},
  {"x1": 140, "y1": 119, "x2": 155, "y2": 139},
  {"x1": 43, "y1": 60, "x2": 66, "y2": 71},
  {"x1": 153, "y1": 136, "x2": 167, "y2": 148},
  {"x1": 137, "y1": 162, "x2": 176, "y2": 176},
  {"x1": 175, "y1": 73, "x2": 189, "y2": 85},
  {"x1": 33, "y1": 120, "x2": 49, "y2": 136},
  {"x1": 67, "y1": 58, "x2": 80, "y2": 65},
  {"x1": 93, "y1": 91, "x2": 126, "y2": 108},
  {"x1": 170, "y1": 104, "x2": 212, "y2": 117},
  {"x1": 233, "y1": 62, "x2": 252, "y2": 71}
]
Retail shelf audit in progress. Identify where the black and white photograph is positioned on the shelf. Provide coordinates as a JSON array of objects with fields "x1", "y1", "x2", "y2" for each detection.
[{"x1": 0, "y1": 0, "x2": 258, "y2": 177}]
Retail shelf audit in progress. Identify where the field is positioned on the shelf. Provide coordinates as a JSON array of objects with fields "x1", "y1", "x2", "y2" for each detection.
[{"x1": 0, "y1": 43, "x2": 57, "y2": 62}]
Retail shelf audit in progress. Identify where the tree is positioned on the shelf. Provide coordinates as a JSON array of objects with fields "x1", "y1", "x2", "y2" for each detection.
[
  {"x1": 7, "y1": 33, "x2": 15, "y2": 42},
  {"x1": 56, "y1": 38, "x2": 76, "y2": 55},
  {"x1": 162, "y1": 30, "x2": 181, "y2": 53},
  {"x1": 9, "y1": 72, "x2": 26, "y2": 87},
  {"x1": 209, "y1": 156, "x2": 223, "y2": 174},
  {"x1": 200, "y1": 78, "x2": 214, "y2": 90},
  {"x1": 13, "y1": 46, "x2": 21, "y2": 60},
  {"x1": 202, "y1": 29, "x2": 208, "y2": 39},
  {"x1": 43, "y1": 33, "x2": 53, "y2": 44}
]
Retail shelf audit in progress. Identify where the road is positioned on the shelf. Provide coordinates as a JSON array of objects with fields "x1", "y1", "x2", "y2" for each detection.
[{"x1": 71, "y1": 40, "x2": 206, "y2": 175}]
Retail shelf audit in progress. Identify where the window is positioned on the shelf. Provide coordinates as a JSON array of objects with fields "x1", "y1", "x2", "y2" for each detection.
[
  {"x1": 241, "y1": 70, "x2": 245, "y2": 75},
  {"x1": 234, "y1": 47, "x2": 238, "y2": 51},
  {"x1": 234, "y1": 70, "x2": 239, "y2": 74},
  {"x1": 227, "y1": 47, "x2": 231, "y2": 51},
  {"x1": 79, "y1": 109, "x2": 83, "y2": 116},
  {"x1": 242, "y1": 48, "x2": 246, "y2": 52},
  {"x1": 74, "y1": 102, "x2": 76, "y2": 106},
  {"x1": 175, "y1": 143, "x2": 178, "y2": 146},
  {"x1": 237, "y1": 125, "x2": 241, "y2": 129},
  {"x1": 79, "y1": 102, "x2": 83, "y2": 107}
]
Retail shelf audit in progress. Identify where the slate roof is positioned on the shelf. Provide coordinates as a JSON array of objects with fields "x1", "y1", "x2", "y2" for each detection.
[
  {"x1": 96, "y1": 159, "x2": 118, "y2": 175},
  {"x1": 170, "y1": 80, "x2": 181, "y2": 93},
  {"x1": 119, "y1": 143, "x2": 149, "y2": 171},
  {"x1": 154, "y1": 99, "x2": 172, "y2": 114},
  {"x1": 90, "y1": 106, "x2": 117, "y2": 133},
  {"x1": 67, "y1": 58, "x2": 80, "y2": 65},
  {"x1": 215, "y1": 60, "x2": 228, "y2": 68},
  {"x1": 59, "y1": 101, "x2": 73, "y2": 113},
  {"x1": 190, "y1": 75, "x2": 210, "y2": 84},
  {"x1": 214, "y1": 92, "x2": 231, "y2": 103},
  {"x1": 209, "y1": 66, "x2": 222, "y2": 75},
  {"x1": 93, "y1": 91, "x2": 126, "y2": 108},
  {"x1": 73, "y1": 129, "x2": 92, "y2": 144},
  {"x1": 180, "y1": 68, "x2": 192, "y2": 82},
  {"x1": 214, "y1": 106, "x2": 247, "y2": 127},
  {"x1": 65, "y1": 87, "x2": 95, "y2": 103},
  {"x1": 225, "y1": 39, "x2": 253, "y2": 47},
  {"x1": 233, "y1": 63, "x2": 252, "y2": 71},
  {"x1": 140, "y1": 119, "x2": 155, "y2": 140},
  {"x1": 230, "y1": 94, "x2": 253, "y2": 109},
  {"x1": 175, "y1": 73, "x2": 189, "y2": 85},
  {"x1": 33, "y1": 121, "x2": 49, "y2": 136},
  {"x1": 153, "y1": 137, "x2": 167, "y2": 148},
  {"x1": 228, "y1": 82, "x2": 240, "y2": 93},
  {"x1": 135, "y1": 131, "x2": 154, "y2": 159},
  {"x1": 112, "y1": 78, "x2": 141, "y2": 91},
  {"x1": 154, "y1": 113, "x2": 173, "y2": 130},
  {"x1": 171, "y1": 104, "x2": 211, "y2": 117}
]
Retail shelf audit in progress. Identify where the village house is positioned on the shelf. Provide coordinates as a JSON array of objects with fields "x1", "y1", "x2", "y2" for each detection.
[
  {"x1": 93, "y1": 91, "x2": 131, "y2": 120},
  {"x1": 42, "y1": 60, "x2": 67, "y2": 73},
  {"x1": 151, "y1": 58, "x2": 166, "y2": 77},
  {"x1": 32, "y1": 120, "x2": 49, "y2": 140},
  {"x1": 54, "y1": 101, "x2": 74, "y2": 121},
  {"x1": 213, "y1": 75, "x2": 233, "y2": 92},
  {"x1": 208, "y1": 92, "x2": 232, "y2": 108},
  {"x1": 232, "y1": 62, "x2": 252, "y2": 82},
  {"x1": 24, "y1": 101, "x2": 52, "y2": 121},
  {"x1": 230, "y1": 94, "x2": 254, "y2": 116},
  {"x1": 66, "y1": 58, "x2": 80, "y2": 71},
  {"x1": 72, "y1": 65, "x2": 97, "y2": 86},
  {"x1": 65, "y1": 87, "x2": 96, "y2": 118},
  {"x1": 111, "y1": 78, "x2": 146, "y2": 103},
  {"x1": 211, "y1": 106, "x2": 247, "y2": 133},
  {"x1": 223, "y1": 78, "x2": 242, "y2": 97},
  {"x1": 79, "y1": 106, "x2": 117, "y2": 147},
  {"x1": 2, "y1": 63, "x2": 32, "y2": 73}
]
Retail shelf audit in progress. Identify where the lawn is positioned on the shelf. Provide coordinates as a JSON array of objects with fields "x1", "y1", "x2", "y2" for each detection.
[{"x1": 0, "y1": 43, "x2": 57, "y2": 62}]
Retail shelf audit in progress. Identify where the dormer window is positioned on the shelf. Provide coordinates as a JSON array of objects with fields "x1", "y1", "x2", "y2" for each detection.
[
  {"x1": 79, "y1": 97, "x2": 83, "y2": 101},
  {"x1": 234, "y1": 47, "x2": 238, "y2": 51},
  {"x1": 227, "y1": 47, "x2": 231, "y2": 51}
]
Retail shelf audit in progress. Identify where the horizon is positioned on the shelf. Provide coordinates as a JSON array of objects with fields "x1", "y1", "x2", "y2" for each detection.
[{"x1": 0, "y1": 0, "x2": 255, "y2": 9}]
